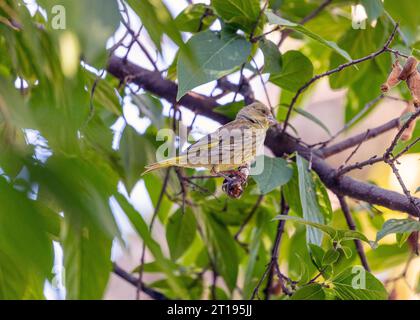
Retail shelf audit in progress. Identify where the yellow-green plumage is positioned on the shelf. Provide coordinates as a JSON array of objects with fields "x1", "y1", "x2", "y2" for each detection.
[{"x1": 142, "y1": 102, "x2": 277, "y2": 175}]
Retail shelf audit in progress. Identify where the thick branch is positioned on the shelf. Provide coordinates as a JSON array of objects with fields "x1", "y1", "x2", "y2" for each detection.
[{"x1": 107, "y1": 56, "x2": 420, "y2": 217}]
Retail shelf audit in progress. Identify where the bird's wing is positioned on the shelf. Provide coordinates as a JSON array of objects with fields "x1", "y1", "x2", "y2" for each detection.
[{"x1": 182, "y1": 120, "x2": 249, "y2": 155}]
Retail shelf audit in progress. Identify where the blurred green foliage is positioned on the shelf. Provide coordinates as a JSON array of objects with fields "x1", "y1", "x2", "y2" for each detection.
[{"x1": 0, "y1": 0, "x2": 418, "y2": 300}]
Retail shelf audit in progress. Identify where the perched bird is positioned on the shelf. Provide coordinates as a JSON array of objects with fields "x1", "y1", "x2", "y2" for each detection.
[{"x1": 142, "y1": 102, "x2": 277, "y2": 175}]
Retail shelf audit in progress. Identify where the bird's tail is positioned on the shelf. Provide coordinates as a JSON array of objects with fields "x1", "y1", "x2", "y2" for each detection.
[{"x1": 141, "y1": 156, "x2": 183, "y2": 175}]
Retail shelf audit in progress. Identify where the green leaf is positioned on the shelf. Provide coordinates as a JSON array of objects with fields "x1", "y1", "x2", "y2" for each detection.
[
  {"x1": 63, "y1": 213, "x2": 113, "y2": 300},
  {"x1": 39, "y1": 0, "x2": 120, "y2": 66},
  {"x1": 119, "y1": 125, "x2": 154, "y2": 193},
  {"x1": 329, "y1": 23, "x2": 386, "y2": 89},
  {"x1": 361, "y1": 0, "x2": 384, "y2": 21},
  {"x1": 366, "y1": 244, "x2": 410, "y2": 272},
  {"x1": 251, "y1": 156, "x2": 293, "y2": 194},
  {"x1": 166, "y1": 208, "x2": 197, "y2": 261},
  {"x1": 415, "y1": 186, "x2": 420, "y2": 194},
  {"x1": 274, "y1": 216, "x2": 375, "y2": 248},
  {"x1": 116, "y1": 194, "x2": 190, "y2": 299},
  {"x1": 384, "y1": 0, "x2": 420, "y2": 36},
  {"x1": 211, "y1": 0, "x2": 261, "y2": 33},
  {"x1": 213, "y1": 101, "x2": 245, "y2": 120},
  {"x1": 308, "y1": 244, "x2": 325, "y2": 269},
  {"x1": 126, "y1": 0, "x2": 185, "y2": 52},
  {"x1": 396, "y1": 232, "x2": 411, "y2": 247},
  {"x1": 175, "y1": 4, "x2": 216, "y2": 33},
  {"x1": 376, "y1": 219, "x2": 420, "y2": 243},
  {"x1": 243, "y1": 209, "x2": 269, "y2": 298},
  {"x1": 331, "y1": 266, "x2": 388, "y2": 300},
  {"x1": 296, "y1": 154, "x2": 324, "y2": 246},
  {"x1": 291, "y1": 283, "x2": 326, "y2": 300},
  {"x1": 265, "y1": 10, "x2": 352, "y2": 62},
  {"x1": 322, "y1": 249, "x2": 340, "y2": 265},
  {"x1": 260, "y1": 39, "x2": 282, "y2": 74},
  {"x1": 177, "y1": 30, "x2": 251, "y2": 100},
  {"x1": 340, "y1": 246, "x2": 353, "y2": 259},
  {"x1": 412, "y1": 48, "x2": 420, "y2": 60},
  {"x1": 198, "y1": 209, "x2": 238, "y2": 292},
  {"x1": 270, "y1": 50, "x2": 313, "y2": 92},
  {"x1": 0, "y1": 178, "x2": 53, "y2": 299}
]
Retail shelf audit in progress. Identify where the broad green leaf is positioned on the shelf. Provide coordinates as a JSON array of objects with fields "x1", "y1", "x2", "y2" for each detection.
[
  {"x1": 270, "y1": 50, "x2": 313, "y2": 92},
  {"x1": 314, "y1": 174, "x2": 333, "y2": 223},
  {"x1": 296, "y1": 154, "x2": 324, "y2": 246},
  {"x1": 0, "y1": 251, "x2": 28, "y2": 300},
  {"x1": 213, "y1": 101, "x2": 245, "y2": 120},
  {"x1": 116, "y1": 194, "x2": 190, "y2": 299},
  {"x1": 274, "y1": 216, "x2": 374, "y2": 248},
  {"x1": 412, "y1": 48, "x2": 420, "y2": 60},
  {"x1": 361, "y1": 0, "x2": 384, "y2": 21},
  {"x1": 384, "y1": 0, "x2": 420, "y2": 36},
  {"x1": 260, "y1": 39, "x2": 282, "y2": 74},
  {"x1": 266, "y1": 10, "x2": 352, "y2": 62},
  {"x1": 376, "y1": 219, "x2": 420, "y2": 243},
  {"x1": 211, "y1": 0, "x2": 261, "y2": 34},
  {"x1": 166, "y1": 208, "x2": 197, "y2": 261},
  {"x1": 308, "y1": 244, "x2": 325, "y2": 269},
  {"x1": 126, "y1": 0, "x2": 185, "y2": 52},
  {"x1": 63, "y1": 213, "x2": 113, "y2": 299},
  {"x1": 197, "y1": 209, "x2": 238, "y2": 292},
  {"x1": 175, "y1": 4, "x2": 216, "y2": 33},
  {"x1": 331, "y1": 266, "x2": 388, "y2": 300},
  {"x1": 29, "y1": 156, "x2": 121, "y2": 239},
  {"x1": 329, "y1": 23, "x2": 386, "y2": 89},
  {"x1": 0, "y1": 178, "x2": 53, "y2": 278},
  {"x1": 177, "y1": 30, "x2": 251, "y2": 100},
  {"x1": 84, "y1": 71, "x2": 121, "y2": 116},
  {"x1": 366, "y1": 244, "x2": 410, "y2": 272},
  {"x1": 344, "y1": 55, "x2": 390, "y2": 124},
  {"x1": 396, "y1": 232, "x2": 411, "y2": 248},
  {"x1": 416, "y1": 186, "x2": 420, "y2": 194},
  {"x1": 322, "y1": 249, "x2": 340, "y2": 265},
  {"x1": 243, "y1": 209, "x2": 269, "y2": 298},
  {"x1": 39, "y1": 0, "x2": 120, "y2": 66},
  {"x1": 0, "y1": 178, "x2": 53, "y2": 300},
  {"x1": 291, "y1": 283, "x2": 326, "y2": 300},
  {"x1": 252, "y1": 156, "x2": 293, "y2": 194},
  {"x1": 119, "y1": 125, "x2": 155, "y2": 193}
]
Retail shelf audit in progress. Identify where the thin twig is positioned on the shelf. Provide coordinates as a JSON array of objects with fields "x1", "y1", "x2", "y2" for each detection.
[
  {"x1": 337, "y1": 196, "x2": 371, "y2": 271},
  {"x1": 113, "y1": 263, "x2": 168, "y2": 300},
  {"x1": 137, "y1": 169, "x2": 170, "y2": 299},
  {"x1": 282, "y1": 24, "x2": 399, "y2": 135}
]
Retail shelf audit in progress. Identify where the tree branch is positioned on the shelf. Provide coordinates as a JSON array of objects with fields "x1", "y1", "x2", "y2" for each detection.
[
  {"x1": 281, "y1": 24, "x2": 399, "y2": 134},
  {"x1": 112, "y1": 263, "x2": 168, "y2": 300},
  {"x1": 107, "y1": 55, "x2": 420, "y2": 217}
]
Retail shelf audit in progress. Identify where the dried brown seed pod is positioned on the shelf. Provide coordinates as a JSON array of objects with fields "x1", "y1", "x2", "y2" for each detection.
[
  {"x1": 406, "y1": 70, "x2": 420, "y2": 107},
  {"x1": 398, "y1": 56, "x2": 418, "y2": 81},
  {"x1": 381, "y1": 60, "x2": 402, "y2": 92},
  {"x1": 398, "y1": 101, "x2": 417, "y2": 141},
  {"x1": 222, "y1": 176, "x2": 244, "y2": 199},
  {"x1": 221, "y1": 166, "x2": 249, "y2": 199}
]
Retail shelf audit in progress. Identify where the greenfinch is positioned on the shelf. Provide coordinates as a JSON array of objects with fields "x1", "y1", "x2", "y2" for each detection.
[{"x1": 142, "y1": 102, "x2": 277, "y2": 175}]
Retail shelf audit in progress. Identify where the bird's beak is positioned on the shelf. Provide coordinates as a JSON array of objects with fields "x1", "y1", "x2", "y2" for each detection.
[{"x1": 267, "y1": 114, "x2": 278, "y2": 126}]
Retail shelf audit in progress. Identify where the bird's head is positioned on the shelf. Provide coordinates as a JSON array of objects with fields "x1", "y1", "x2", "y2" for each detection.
[{"x1": 236, "y1": 102, "x2": 278, "y2": 128}]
